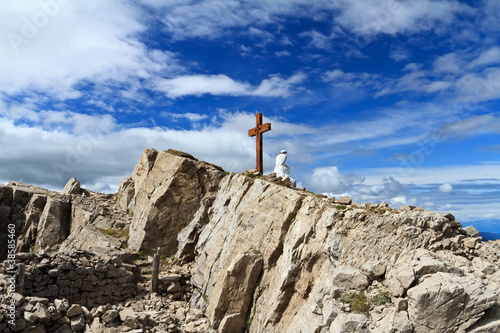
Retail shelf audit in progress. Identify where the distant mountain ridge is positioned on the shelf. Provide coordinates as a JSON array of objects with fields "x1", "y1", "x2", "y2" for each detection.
[
  {"x1": 481, "y1": 232, "x2": 500, "y2": 241},
  {"x1": 461, "y1": 220, "x2": 500, "y2": 241}
]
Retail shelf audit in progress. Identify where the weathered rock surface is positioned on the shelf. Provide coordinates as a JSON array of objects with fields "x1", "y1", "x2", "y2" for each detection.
[
  {"x1": 34, "y1": 196, "x2": 72, "y2": 252},
  {"x1": 2, "y1": 149, "x2": 500, "y2": 333},
  {"x1": 125, "y1": 148, "x2": 226, "y2": 255},
  {"x1": 207, "y1": 252, "x2": 263, "y2": 332},
  {"x1": 173, "y1": 160, "x2": 500, "y2": 332},
  {"x1": 61, "y1": 177, "x2": 81, "y2": 195},
  {"x1": 407, "y1": 272, "x2": 497, "y2": 332}
]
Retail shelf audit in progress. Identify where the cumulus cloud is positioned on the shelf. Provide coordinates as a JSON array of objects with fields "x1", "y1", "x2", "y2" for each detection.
[
  {"x1": 0, "y1": 1, "x2": 182, "y2": 102},
  {"x1": 358, "y1": 176, "x2": 404, "y2": 198},
  {"x1": 305, "y1": 166, "x2": 364, "y2": 194},
  {"x1": 439, "y1": 183, "x2": 454, "y2": 194},
  {"x1": 0, "y1": 109, "x2": 317, "y2": 191}
]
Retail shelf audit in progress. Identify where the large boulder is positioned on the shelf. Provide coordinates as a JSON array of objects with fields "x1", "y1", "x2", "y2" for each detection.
[
  {"x1": 385, "y1": 266, "x2": 416, "y2": 297},
  {"x1": 116, "y1": 176, "x2": 134, "y2": 212},
  {"x1": 35, "y1": 196, "x2": 71, "y2": 252},
  {"x1": 61, "y1": 177, "x2": 80, "y2": 195},
  {"x1": 407, "y1": 272, "x2": 497, "y2": 332},
  {"x1": 126, "y1": 149, "x2": 225, "y2": 255}
]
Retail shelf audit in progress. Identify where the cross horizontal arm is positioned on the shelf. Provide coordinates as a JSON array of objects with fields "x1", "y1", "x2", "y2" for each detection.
[
  {"x1": 260, "y1": 123, "x2": 271, "y2": 133},
  {"x1": 248, "y1": 128, "x2": 258, "y2": 137}
]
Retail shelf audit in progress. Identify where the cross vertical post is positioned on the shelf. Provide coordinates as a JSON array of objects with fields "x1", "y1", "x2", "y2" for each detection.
[{"x1": 248, "y1": 113, "x2": 271, "y2": 174}]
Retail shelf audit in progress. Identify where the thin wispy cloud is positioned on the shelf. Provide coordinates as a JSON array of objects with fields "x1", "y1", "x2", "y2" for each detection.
[{"x1": 154, "y1": 73, "x2": 306, "y2": 98}]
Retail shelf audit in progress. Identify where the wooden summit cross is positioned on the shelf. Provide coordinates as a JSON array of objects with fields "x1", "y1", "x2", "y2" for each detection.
[{"x1": 248, "y1": 113, "x2": 271, "y2": 174}]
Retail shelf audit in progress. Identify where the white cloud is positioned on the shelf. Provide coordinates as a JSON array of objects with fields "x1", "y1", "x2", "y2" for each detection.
[
  {"x1": 161, "y1": 112, "x2": 209, "y2": 122},
  {"x1": 314, "y1": 103, "x2": 462, "y2": 151},
  {"x1": 322, "y1": 69, "x2": 387, "y2": 102},
  {"x1": 436, "y1": 114, "x2": 500, "y2": 138},
  {"x1": 359, "y1": 176, "x2": 404, "y2": 198},
  {"x1": 0, "y1": 109, "x2": 316, "y2": 191},
  {"x1": 154, "y1": 73, "x2": 306, "y2": 98},
  {"x1": 455, "y1": 68, "x2": 500, "y2": 103},
  {"x1": 248, "y1": 27, "x2": 274, "y2": 45},
  {"x1": 389, "y1": 47, "x2": 410, "y2": 62},
  {"x1": 439, "y1": 183, "x2": 454, "y2": 194},
  {"x1": 305, "y1": 166, "x2": 364, "y2": 194},
  {"x1": 275, "y1": 50, "x2": 290, "y2": 57},
  {"x1": 468, "y1": 47, "x2": 500, "y2": 68},
  {"x1": 433, "y1": 53, "x2": 463, "y2": 74},
  {"x1": 362, "y1": 163, "x2": 500, "y2": 187},
  {"x1": 333, "y1": 0, "x2": 471, "y2": 36},
  {"x1": 299, "y1": 30, "x2": 331, "y2": 49},
  {"x1": 155, "y1": 75, "x2": 252, "y2": 98},
  {"x1": 146, "y1": 0, "x2": 471, "y2": 40},
  {"x1": 0, "y1": 1, "x2": 182, "y2": 101},
  {"x1": 253, "y1": 72, "x2": 307, "y2": 97}
]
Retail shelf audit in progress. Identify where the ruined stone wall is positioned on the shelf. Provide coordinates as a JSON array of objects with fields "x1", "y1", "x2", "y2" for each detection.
[{"x1": 1, "y1": 252, "x2": 140, "y2": 309}]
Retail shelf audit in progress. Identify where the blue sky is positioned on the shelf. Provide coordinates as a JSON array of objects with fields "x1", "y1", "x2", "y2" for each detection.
[{"x1": 1, "y1": 0, "x2": 499, "y2": 232}]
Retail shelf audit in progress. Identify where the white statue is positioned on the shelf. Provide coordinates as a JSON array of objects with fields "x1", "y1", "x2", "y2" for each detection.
[
  {"x1": 274, "y1": 150, "x2": 296, "y2": 187},
  {"x1": 274, "y1": 150, "x2": 290, "y2": 178}
]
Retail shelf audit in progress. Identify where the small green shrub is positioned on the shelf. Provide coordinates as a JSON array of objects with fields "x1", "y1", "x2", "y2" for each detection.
[
  {"x1": 338, "y1": 292, "x2": 353, "y2": 304},
  {"x1": 98, "y1": 227, "x2": 129, "y2": 239},
  {"x1": 351, "y1": 292, "x2": 370, "y2": 314},
  {"x1": 336, "y1": 205, "x2": 347, "y2": 210},
  {"x1": 337, "y1": 291, "x2": 373, "y2": 314},
  {"x1": 371, "y1": 292, "x2": 391, "y2": 305}
]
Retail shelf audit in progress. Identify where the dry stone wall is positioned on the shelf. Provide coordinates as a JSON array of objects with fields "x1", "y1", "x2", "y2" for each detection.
[{"x1": 1, "y1": 252, "x2": 139, "y2": 309}]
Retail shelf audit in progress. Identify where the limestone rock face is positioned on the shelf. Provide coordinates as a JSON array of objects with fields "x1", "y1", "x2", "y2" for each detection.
[
  {"x1": 116, "y1": 176, "x2": 134, "y2": 212},
  {"x1": 207, "y1": 252, "x2": 263, "y2": 332},
  {"x1": 59, "y1": 224, "x2": 122, "y2": 253},
  {"x1": 61, "y1": 177, "x2": 81, "y2": 195},
  {"x1": 126, "y1": 149, "x2": 225, "y2": 255},
  {"x1": 177, "y1": 170, "x2": 500, "y2": 333},
  {"x1": 407, "y1": 272, "x2": 497, "y2": 332},
  {"x1": 35, "y1": 196, "x2": 71, "y2": 252},
  {"x1": 2, "y1": 149, "x2": 500, "y2": 333}
]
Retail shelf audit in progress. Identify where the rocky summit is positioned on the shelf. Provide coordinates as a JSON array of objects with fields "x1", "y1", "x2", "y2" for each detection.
[{"x1": 1, "y1": 148, "x2": 499, "y2": 333}]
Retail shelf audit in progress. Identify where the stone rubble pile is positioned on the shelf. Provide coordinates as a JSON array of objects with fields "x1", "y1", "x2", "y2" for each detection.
[
  {"x1": 0, "y1": 252, "x2": 211, "y2": 332},
  {"x1": 0, "y1": 292, "x2": 211, "y2": 332}
]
